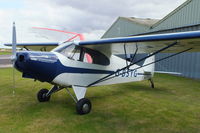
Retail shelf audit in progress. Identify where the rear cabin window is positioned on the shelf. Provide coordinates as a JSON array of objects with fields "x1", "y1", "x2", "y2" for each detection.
[{"x1": 57, "y1": 44, "x2": 110, "y2": 66}]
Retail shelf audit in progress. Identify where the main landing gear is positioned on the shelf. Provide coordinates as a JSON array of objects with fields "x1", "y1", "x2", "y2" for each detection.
[
  {"x1": 37, "y1": 85, "x2": 91, "y2": 115},
  {"x1": 76, "y1": 98, "x2": 92, "y2": 115}
]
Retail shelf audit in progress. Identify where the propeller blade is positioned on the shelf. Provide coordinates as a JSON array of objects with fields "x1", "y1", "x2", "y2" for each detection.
[
  {"x1": 11, "y1": 22, "x2": 17, "y2": 64},
  {"x1": 12, "y1": 22, "x2": 17, "y2": 96},
  {"x1": 12, "y1": 64, "x2": 15, "y2": 96}
]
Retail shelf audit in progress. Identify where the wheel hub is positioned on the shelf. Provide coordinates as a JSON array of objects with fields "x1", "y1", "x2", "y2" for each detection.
[
  {"x1": 82, "y1": 104, "x2": 89, "y2": 113},
  {"x1": 42, "y1": 93, "x2": 46, "y2": 99}
]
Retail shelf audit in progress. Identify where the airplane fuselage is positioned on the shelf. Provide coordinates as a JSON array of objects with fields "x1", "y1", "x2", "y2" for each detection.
[{"x1": 14, "y1": 51, "x2": 153, "y2": 87}]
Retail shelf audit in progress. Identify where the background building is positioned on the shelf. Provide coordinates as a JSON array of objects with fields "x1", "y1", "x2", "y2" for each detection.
[{"x1": 102, "y1": 0, "x2": 200, "y2": 79}]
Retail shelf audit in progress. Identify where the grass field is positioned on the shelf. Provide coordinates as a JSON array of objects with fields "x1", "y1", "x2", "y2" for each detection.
[
  {"x1": 0, "y1": 51, "x2": 11, "y2": 55},
  {"x1": 0, "y1": 68, "x2": 200, "y2": 133}
]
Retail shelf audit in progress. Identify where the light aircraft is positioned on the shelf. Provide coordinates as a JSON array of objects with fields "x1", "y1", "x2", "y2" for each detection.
[{"x1": 5, "y1": 23, "x2": 200, "y2": 115}]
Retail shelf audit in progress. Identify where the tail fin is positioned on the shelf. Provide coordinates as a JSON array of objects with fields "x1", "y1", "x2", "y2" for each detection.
[{"x1": 143, "y1": 55, "x2": 155, "y2": 76}]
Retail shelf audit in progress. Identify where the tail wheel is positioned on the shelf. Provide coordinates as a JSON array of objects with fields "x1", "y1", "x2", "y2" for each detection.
[
  {"x1": 37, "y1": 88, "x2": 50, "y2": 102},
  {"x1": 76, "y1": 98, "x2": 92, "y2": 115}
]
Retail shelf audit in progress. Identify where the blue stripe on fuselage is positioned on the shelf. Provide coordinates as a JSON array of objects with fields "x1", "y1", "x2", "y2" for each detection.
[{"x1": 57, "y1": 65, "x2": 114, "y2": 74}]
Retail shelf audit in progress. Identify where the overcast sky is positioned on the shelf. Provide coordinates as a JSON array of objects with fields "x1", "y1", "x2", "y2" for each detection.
[{"x1": 0, "y1": 0, "x2": 186, "y2": 48}]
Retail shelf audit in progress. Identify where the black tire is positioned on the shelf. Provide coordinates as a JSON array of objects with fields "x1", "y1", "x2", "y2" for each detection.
[
  {"x1": 76, "y1": 98, "x2": 92, "y2": 115},
  {"x1": 37, "y1": 89, "x2": 50, "y2": 102}
]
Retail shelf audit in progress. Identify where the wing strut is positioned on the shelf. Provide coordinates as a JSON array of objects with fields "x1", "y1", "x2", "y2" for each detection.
[
  {"x1": 87, "y1": 41, "x2": 181, "y2": 87},
  {"x1": 124, "y1": 43, "x2": 138, "y2": 66},
  {"x1": 130, "y1": 43, "x2": 138, "y2": 63},
  {"x1": 123, "y1": 44, "x2": 128, "y2": 66},
  {"x1": 89, "y1": 47, "x2": 192, "y2": 86}
]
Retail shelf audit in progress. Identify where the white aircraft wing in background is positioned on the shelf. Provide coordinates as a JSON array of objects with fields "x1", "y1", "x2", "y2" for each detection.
[
  {"x1": 4, "y1": 27, "x2": 84, "y2": 51},
  {"x1": 4, "y1": 42, "x2": 59, "y2": 51}
]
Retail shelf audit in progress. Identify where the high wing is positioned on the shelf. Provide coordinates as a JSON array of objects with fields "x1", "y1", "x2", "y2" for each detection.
[
  {"x1": 78, "y1": 31, "x2": 200, "y2": 55},
  {"x1": 4, "y1": 42, "x2": 59, "y2": 51},
  {"x1": 4, "y1": 31, "x2": 200, "y2": 53}
]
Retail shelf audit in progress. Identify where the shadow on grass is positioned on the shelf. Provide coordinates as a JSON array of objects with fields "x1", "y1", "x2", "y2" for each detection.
[{"x1": 89, "y1": 82, "x2": 173, "y2": 101}]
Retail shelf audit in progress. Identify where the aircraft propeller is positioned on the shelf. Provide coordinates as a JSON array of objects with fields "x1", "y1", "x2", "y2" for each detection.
[{"x1": 11, "y1": 22, "x2": 17, "y2": 96}]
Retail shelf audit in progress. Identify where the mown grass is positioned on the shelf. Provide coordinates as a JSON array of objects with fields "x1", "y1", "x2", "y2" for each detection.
[
  {"x1": 0, "y1": 68, "x2": 200, "y2": 133},
  {"x1": 0, "y1": 51, "x2": 11, "y2": 55}
]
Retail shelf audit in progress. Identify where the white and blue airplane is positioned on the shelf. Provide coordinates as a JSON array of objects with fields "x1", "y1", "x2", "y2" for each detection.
[{"x1": 5, "y1": 23, "x2": 200, "y2": 115}]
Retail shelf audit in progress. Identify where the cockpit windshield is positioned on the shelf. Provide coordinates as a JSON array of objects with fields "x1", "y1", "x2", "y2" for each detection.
[
  {"x1": 60, "y1": 45, "x2": 80, "y2": 60},
  {"x1": 54, "y1": 43, "x2": 110, "y2": 66}
]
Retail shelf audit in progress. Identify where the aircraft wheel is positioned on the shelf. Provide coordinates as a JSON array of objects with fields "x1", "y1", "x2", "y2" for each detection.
[
  {"x1": 37, "y1": 89, "x2": 50, "y2": 102},
  {"x1": 76, "y1": 98, "x2": 92, "y2": 115}
]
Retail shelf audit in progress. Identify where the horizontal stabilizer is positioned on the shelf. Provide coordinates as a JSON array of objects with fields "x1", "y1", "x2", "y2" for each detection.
[{"x1": 154, "y1": 71, "x2": 181, "y2": 75}]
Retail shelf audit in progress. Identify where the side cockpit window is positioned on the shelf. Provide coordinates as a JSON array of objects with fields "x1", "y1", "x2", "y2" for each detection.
[
  {"x1": 83, "y1": 47, "x2": 110, "y2": 65},
  {"x1": 56, "y1": 44, "x2": 110, "y2": 66}
]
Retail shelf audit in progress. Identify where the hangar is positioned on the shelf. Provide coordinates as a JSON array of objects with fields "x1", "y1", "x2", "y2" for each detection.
[{"x1": 102, "y1": 0, "x2": 200, "y2": 79}]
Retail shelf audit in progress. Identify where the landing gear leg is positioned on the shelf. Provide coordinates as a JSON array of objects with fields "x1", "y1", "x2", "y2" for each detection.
[{"x1": 149, "y1": 78, "x2": 155, "y2": 88}]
